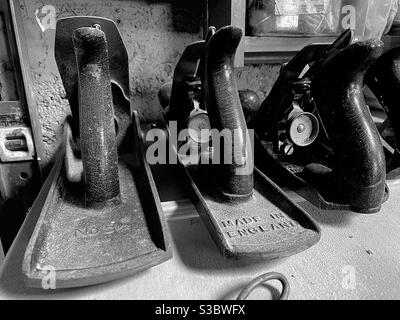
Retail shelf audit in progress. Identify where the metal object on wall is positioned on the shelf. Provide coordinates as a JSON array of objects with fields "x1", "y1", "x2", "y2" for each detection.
[
  {"x1": 0, "y1": 0, "x2": 45, "y2": 254},
  {"x1": 250, "y1": 29, "x2": 388, "y2": 214},
  {"x1": 22, "y1": 17, "x2": 172, "y2": 288},
  {"x1": 157, "y1": 26, "x2": 320, "y2": 260}
]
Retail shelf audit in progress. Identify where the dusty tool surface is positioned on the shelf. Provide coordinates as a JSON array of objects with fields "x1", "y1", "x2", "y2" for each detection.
[
  {"x1": 251, "y1": 30, "x2": 387, "y2": 214},
  {"x1": 187, "y1": 165, "x2": 320, "y2": 259},
  {"x1": 22, "y1": 17, "x2": 171, "y2": 288},
  {"x1": 23, "y1": 115, "x2": 171, "y2": 288},
  {"x1": 158, "y1": 26, "x2": 321, "y2": 260},
  {"x1": 32, "y1": 163, "x2": 157, "y2": 269}
]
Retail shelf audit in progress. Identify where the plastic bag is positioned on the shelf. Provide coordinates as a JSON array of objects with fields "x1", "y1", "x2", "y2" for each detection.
[
  {"x1": 248, "y1": 0, "x2": 397, "y2": 39},
  {"x1": 339, "y1": 0, "x2": 395, "y2": 40},
  {"x1": 248, "y1": 0, "x2": 342, "y2": 35}
]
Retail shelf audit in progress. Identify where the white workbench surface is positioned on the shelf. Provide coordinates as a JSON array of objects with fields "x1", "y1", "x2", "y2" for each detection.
[{"x1": 1, "y1": 183, "x2": 400, "y2": 300}]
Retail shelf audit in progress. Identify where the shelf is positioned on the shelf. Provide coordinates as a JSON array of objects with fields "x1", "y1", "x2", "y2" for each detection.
[
  {"x1": 243, "y1": 34, "x2": 400, "y2": 65},
  {"x1": 244, "y1": 35, "x2": 337, "y2": 65},
  {"x1": 207, "y1": 1, "x2": 400, "y2": 66}
]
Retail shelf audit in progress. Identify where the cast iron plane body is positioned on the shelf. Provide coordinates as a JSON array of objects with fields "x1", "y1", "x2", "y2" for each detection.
[
  {"x1": 22, "y1": 17, "x2": 171, "y2": 288},
  {"x1": 366, "y1": 45, "x2": 400, "y2": 182},
  {"x1": 250, "y1": 30, "x2": 388, "y2": 214},
  {"x1": 158, "y1": 26, "x2": 320, "y2": 260}
]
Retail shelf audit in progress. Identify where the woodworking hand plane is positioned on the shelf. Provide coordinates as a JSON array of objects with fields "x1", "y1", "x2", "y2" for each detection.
[
  {"x1": 249, "y1": 29, "x2": 388, "y2": 214},
  {"x1": 22, "y1": 16, "x2": 171, "y2": 288},
  {"x1": 157, "y1": 26, "x2": 321, "y2": 260},
  {"x1": 0, "y1": 0, "x2": 44, "y2": 255},
  {"x1": 365, "y1": 45, "x2": 400, "y2": 182}
]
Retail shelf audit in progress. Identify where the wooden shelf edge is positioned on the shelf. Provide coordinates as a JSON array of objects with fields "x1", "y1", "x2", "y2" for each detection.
[
  {"x1": 244, "y1": 35, "x2": 337, "y2": 54},
  {"x1": 244, "y1": 35, "x2": 400, "y2": 65}
]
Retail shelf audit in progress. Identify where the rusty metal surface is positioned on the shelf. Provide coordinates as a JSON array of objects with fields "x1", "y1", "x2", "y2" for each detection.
[
  {"x1": 22, "y1": 17, "x2": 171, "y2": 288},
  {"x1": 23, "y1": 115, "x2": 171, "y2": 288}
]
